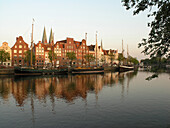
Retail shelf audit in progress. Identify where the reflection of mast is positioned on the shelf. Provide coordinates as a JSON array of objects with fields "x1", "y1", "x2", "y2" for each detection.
[
  {"x1": 127, "y1": 73, "x2": 130, "y2": 95},
  {"x1": 30, "y1": 79, "x2": 35, "y2": 125}
]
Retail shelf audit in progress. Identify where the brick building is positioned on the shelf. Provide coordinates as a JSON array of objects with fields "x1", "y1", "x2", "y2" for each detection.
[
  {"x1": 54, "y1": 37, "x2": 88, "y2": 67},
  {"x1": 33, "y1": 27, "x2": 53, "y2": 68},
  {"x1": 11, "y1": 36, "x2": 29, "y2": 66}
]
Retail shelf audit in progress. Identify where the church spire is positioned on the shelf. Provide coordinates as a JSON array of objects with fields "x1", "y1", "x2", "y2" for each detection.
[
  {"x1": 42, "y1": 27, "x2": 47, "y2": 44},
  {"x1": 49, "y1": 28, "x2": 54, "y2": 45}
]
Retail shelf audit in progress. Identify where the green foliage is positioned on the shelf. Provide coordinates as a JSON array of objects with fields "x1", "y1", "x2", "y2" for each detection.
[
  {"x1": 141, "y1": 56, "x2": 168, "y2": 65},
  {"x1": 122, "y1": 0, "x2": 170, "y2": 58},
  {"x1": 84, "y1": 54, "x2": 95, "y2": 66},
  {"x1": 128, "y1": 56, "x2": 139, "y2": 65},
  {"x1": 101, "y1": 55, "x2": 106, "y2": 63},
  {"x1": 0, "y1": 50, "x2": 10, "y2": 65},
  {"x1": 24, "y1": 50, "x2": 35, "y2": 66},
  {"x1": 118, "y1": 53, "x2": 124, "y2": 61},
  {"x1": 66, "y1": 52, "x2": 76, "y2": 66},
  {"x1": 118, "y1": 53, "x2": 125, "y2": 65},
  {"x1": 48, "y1": 50, "x2": 57, "y2": 63},
  {"x1": 108, "y1": 53, "x2": 115, "y2": 66}
]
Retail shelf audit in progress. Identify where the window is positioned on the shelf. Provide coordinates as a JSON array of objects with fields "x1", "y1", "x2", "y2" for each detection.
[
  {"x1": 19, "y1": 50, "x2": 22, "y2": 53},
  {"x1": 15, "y1": 45, "x2": 17, "y2": 48},
  {"x1": 14, "y1": 50, "x2": 17, "y2": 53},
  {"x1": 24, "y1": 45, "x2": 26, "y2": 48},
  {"x1": 19, "y1": 45, "x2": 22, "y2": 48},
  {"x1": 47, "y1": 47, "x2": 51, "y2": 50},
  {"x1": 19, "y1": 41, "x2": 22, "y2": 43},
  {"x1": 69, "y1": 41, "x2": 71, "y2": 44}
]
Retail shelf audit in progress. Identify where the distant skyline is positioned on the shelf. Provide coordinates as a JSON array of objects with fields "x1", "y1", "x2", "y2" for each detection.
[{"x1": 0, "y1": 0, "x2": 150, "y2": 60}]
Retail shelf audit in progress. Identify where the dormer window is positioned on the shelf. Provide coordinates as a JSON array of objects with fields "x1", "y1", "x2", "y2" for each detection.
[{"x1": 19, "y1": 41, "x2": 22, "y2": 43}]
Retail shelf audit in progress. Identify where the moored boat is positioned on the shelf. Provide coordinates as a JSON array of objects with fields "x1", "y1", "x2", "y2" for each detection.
[
  {"x1": 118, "y1": 65, "x2": 134, "y2": 72},
  {"x1": 71, "y1": 67, "x2": 104, "y2": 74},
  {"x1": 14, "y1": 67, "x2": 68, "y2": 76}
]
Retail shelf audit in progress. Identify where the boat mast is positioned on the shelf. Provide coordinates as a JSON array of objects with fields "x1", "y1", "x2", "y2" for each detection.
[
  {"x1": 122, "y1": 39, "x2": 124, "y2": 57},
  {"x1": 127, "y1": 44, "x2": 129, "y2": 58},
  {"x1": 96, "y1": 31, "x2": 98, "y2": 66},
  {"x1": 31, "y1": 19, "x2": 34, "y2": 67}
]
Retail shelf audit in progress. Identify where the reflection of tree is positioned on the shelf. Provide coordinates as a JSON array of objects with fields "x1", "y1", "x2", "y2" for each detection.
[{"x1": 0, "y1": 78, "x2": 11, "y2": 100}]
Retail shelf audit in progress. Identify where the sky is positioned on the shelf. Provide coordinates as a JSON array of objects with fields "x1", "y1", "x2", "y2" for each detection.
[{"x1": 0, "y1": 0, "x2": 151, "y2": 60}]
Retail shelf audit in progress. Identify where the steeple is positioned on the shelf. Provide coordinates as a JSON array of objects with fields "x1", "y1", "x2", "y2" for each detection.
[
  {"x1": 101, "y1": 39, "x2": 103, "y2": 50},
  {"x1": 49, "y1": 28, "x2": 54, "y2": 45},
  {"x1": 42, "y1": 27, "x2": 47, "y2": 44}
]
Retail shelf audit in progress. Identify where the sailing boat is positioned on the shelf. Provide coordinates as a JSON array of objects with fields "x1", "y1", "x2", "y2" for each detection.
[{"x1": 118, "y1": 40, "x2": 134, "y2": 72}]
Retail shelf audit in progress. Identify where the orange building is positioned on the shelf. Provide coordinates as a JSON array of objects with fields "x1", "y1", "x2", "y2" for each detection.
[{"x1": 11, "y1": 36, "x2": 29, "y2": 66}]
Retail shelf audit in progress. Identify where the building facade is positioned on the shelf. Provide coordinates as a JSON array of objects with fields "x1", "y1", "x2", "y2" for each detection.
[
  {"x1": 10, "y1": 28, "x2": 118, "y2": 68},
  {"x1": 11, "y1": 36, "x2": 29, "y2": 66},
  {"x1": 0, "y1": 42, "x2": 12, "y2": 66}
]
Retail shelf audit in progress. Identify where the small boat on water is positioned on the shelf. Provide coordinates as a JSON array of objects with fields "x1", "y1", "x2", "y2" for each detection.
[
  {"x1": 71, "y1": 67, "x2": 104, "y2": 74},
  {"x1": 118, "y1": 65, "x2": 134, "y2": 72},
  {"x1": 14, "y1": 67, "x2": 68, "y2": 76}
]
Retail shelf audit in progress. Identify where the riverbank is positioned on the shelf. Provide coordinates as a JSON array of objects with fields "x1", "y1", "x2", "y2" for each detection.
[{"x1": 0, "y1": 69, "x2": 14, "y2": 75}]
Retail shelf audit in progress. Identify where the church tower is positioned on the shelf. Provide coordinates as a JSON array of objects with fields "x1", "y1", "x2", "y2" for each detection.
[
  {"x1": 49, "y1": 28, "x2": 54, "y2": 45},
  {"x1": 42, "y1": 27, "x2": 47, "y2": 44}
]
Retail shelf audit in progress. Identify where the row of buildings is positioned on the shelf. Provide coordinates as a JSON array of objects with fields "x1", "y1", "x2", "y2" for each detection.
[{"x1": 0, "y1": 28, "x2": 118, "y2": 67}]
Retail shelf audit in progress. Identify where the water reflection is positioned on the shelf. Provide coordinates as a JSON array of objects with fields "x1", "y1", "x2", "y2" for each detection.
[{"x1": 0, "y1": 71, "x2": 138, "y2": 106}]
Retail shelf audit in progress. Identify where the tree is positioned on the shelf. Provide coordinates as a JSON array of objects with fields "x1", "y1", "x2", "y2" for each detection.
[
  {"x1": 118, "y1": 53, "x2": 125, "y2": 65},
  {"x1": 0, "y1": 50, "x2": 10, "y2": 65},
  {"x1": 66, "y1": 52, "x2": 76, "y2": 67},
  {"x1": 48, "y1": 50, "x2": 57, "y2": 66},
  {"x1": 84, "y1": 54, "x2": 95, "y2": 67},
  {"x1": 122, "y1": 0, "x2": 170, "y2": 58},
  {"x1": 108, "y1": 53, "x2": 115, "y2": 66},
  {"x1": 24, "y1": 50, "x2": 35, "y2": 66},
  {"x1": 101, "y1": 55, "x2": 106, "y2": 65},
  {"x1": 128, "y1": 56, "x2": 139, "y2": 65}
]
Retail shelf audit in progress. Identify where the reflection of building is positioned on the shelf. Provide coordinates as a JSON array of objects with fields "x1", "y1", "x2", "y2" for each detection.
[
  {"x1": 11, "y1": 36, "x2": 29, "y2": 66},
  {"x1": 0, "y1": 42, "x2": 12, "y2": 66},
  {"x1": 0, "y1": 71, "x2": 138, "y2": 107}
]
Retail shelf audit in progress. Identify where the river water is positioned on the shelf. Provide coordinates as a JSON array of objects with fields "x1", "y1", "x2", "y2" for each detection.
[{"x1": 0, "y1": 71, "x2": 170, "y2": 128}]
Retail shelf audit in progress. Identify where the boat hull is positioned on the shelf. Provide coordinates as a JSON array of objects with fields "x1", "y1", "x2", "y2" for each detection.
[
  {"x1": 71, "y1": 68, "x2": 104, "y2": 74},
  {"x1": 118, "y1": 65, "x2": 134, "y2": 72},
  {"x1": 14, "y1": 67, "x2": 68, "y2": 76}
]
